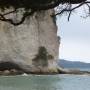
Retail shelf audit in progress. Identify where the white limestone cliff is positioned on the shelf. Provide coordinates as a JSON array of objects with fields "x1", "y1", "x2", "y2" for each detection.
[{"x1": 0, "y1": 10, "x2": 60, "y2": 74}]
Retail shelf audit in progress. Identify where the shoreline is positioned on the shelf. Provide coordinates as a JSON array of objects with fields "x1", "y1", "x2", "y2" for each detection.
[{"x1": 0, "y1": 67, "x2": 90, "y2": 76}]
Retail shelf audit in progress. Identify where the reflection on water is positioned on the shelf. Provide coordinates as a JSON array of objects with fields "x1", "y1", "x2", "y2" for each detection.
[{"x1": 0, "y1": 74, "x2": 90, "y2": 90}]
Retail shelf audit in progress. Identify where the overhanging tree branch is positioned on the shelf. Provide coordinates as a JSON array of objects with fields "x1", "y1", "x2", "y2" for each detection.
[
  {"x1": 54, "y1": 1, "x2": 90, "y2": 21},
  {"x1": 0, "y1": 0, "x2": 90, "y2": 25},
  {"x1": 0, "y1": 10, "x2": 35, "y2": 25}
]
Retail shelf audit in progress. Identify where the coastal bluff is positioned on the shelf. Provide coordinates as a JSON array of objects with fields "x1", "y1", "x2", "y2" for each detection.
[{"x1": 0, "y1": 10, "x2": 60, "y2": 74}]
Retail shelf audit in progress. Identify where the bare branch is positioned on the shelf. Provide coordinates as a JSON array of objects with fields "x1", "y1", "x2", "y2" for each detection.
[
  {"x1": 0, "y1": 10, "x2": 35, "y2": 26},
  {"x1": 3, "y1": 9, "x2": 17, "y2": 16},
  {"x1": 55, "y1": 1, "x2": 90, "y2": 15},
  {"x1": 68, "y1": 11, "x2": 72, "y2": 21},
  {"x1": 67, "y1": 4, "x2": 72, "y2": 21},
  {"x1": 86, "y1": 3, "x2": 90, "y2": 13}
]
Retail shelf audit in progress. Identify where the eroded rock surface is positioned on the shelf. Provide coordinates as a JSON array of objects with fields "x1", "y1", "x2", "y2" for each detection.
[{"x1": 0, "y1": 10, "x2": 60, "y2": 74}]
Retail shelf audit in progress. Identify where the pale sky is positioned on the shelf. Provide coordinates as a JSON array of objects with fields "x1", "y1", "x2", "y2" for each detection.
[{"x1": 56, "y1": 7, "x2": 90, "y2": 63}]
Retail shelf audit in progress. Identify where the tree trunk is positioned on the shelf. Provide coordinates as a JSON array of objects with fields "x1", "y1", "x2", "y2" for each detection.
[{"x1": 0, "y1": 9, "x2": 60, "y2": 74}]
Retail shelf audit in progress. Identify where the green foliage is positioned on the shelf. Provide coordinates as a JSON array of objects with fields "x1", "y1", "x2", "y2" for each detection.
[
  {"x1": 0, "y1": 0, "x2": 85, "y2": 11},
  {"x1": 34, "y1": 46, "x2": 48, "y2": 61},
  {"x1": 48, "y1": 54, "x2": 54, "y2": 60},
  {"x1": 0, "y1": 0, "x2": 87, "y2": 25},
  {"x1": 33, "y1": 46, "x2": 54, "y2": 67},
  {"x1": 0, "y1": 0, "x2": 56, "y2": 10}
]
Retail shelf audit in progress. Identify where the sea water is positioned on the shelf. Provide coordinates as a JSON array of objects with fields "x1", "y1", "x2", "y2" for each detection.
[{"x1": 0, "y1": 74, "x2": 90, "y2": 90}]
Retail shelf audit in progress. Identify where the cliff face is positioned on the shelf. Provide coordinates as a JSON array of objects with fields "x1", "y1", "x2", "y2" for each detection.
[{"x1": 0, "y1": 10, "x2": 60, "y2": 73}]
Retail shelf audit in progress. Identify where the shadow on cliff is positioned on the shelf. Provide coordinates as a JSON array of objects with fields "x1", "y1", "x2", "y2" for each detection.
[
  {"x1": 0, "y1": 62, "x2": 21, "y2": 71},
  {"x1": 0, "y1": 62, "x2": 24, "y2": 75}
]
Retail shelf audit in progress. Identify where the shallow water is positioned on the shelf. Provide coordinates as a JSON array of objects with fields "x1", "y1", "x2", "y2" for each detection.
[{"x1": 0, "y1": 74, "x2": 90, "y2": 90}]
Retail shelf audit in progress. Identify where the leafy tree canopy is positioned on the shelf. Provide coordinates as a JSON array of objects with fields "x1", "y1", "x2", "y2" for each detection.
[
  {"x1": 0, "y1": 0, "x2": 86, "y2": 10},
  {"x1": 0, "y1": 0, "x2": 90, "y2": 25}
]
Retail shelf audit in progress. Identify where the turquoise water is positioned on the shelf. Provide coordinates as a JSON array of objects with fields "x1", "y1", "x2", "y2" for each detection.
[{"x1": 0, "y1": 74, "x2": 90, "y2": 90}]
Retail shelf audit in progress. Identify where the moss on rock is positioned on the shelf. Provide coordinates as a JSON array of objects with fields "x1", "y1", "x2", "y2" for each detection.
[{"x1": 32, "y1": 46, "x2": 54, "y2": 67}]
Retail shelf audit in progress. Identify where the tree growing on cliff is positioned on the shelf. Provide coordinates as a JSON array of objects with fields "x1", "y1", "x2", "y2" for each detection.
[{"x1": 0, "y1": 0, "x2": 90, "y2": 25}]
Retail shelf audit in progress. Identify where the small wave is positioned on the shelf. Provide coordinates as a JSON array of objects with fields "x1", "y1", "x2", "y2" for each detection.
[{"x1": 21, "y1": 73, "x2": 28, "y2": 76}]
